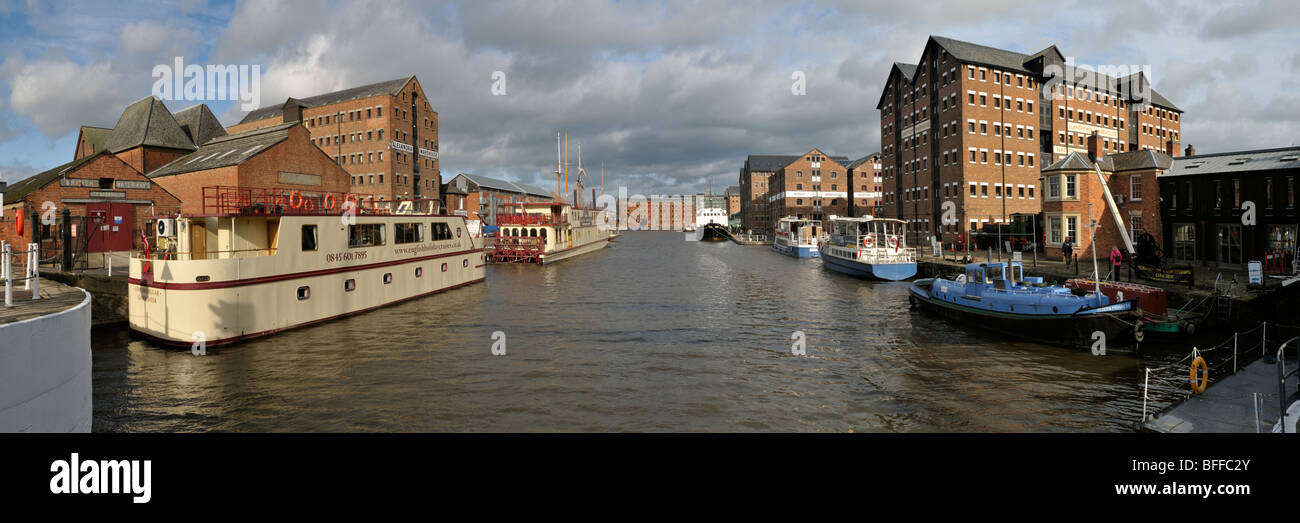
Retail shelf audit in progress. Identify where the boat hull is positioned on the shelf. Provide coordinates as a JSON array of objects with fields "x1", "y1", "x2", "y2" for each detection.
[
  {"x1": 820, "y1": 251, "x2": 916, "y2": 280},
  {"x1": 540, "y1": 237, "x2": 611, "y2": 264},
  {"x1": 700, "y1": 223, "x2": 729, "y2": 242},
  {"x1": 907, "y1": 284, "x2": 1140, "y2": 350},
  {"x1": 773, "y1": 242, "x2": 819, "y2": 258}
]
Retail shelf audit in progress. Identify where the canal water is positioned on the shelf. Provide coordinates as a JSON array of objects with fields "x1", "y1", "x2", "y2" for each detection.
[{"x1": 92, "y1": 231, "x2": 1196, "y2": 432}]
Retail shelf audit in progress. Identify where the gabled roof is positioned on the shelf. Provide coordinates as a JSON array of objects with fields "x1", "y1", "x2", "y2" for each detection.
[
  {"x1": 77, "y1": 126, "x2": 113, "y2": 153},
  {"x1": 453, "y1": 172, "x2": 553, "y2": 198},
  {"x1": 1041, "y1": 152, "x2": 1096, "y2": 172},
  {"x1": 103, "y1": 96, "x2": 197, "y2": 153},
  {"x1": 173, "y1": 103, "x2": 228, "y2": 146},
  {"x1": 1164, "y1": 146, "x2": 1300, "y2": 178},
  {"x1": 929, "y1": 35, "x2": 1033, "y2": 74},
  {"x1": 745, "y1": 153, "x2": 850, "y2": 173},
  {"x1": 875, "y1": 62, "x2": 917, "y2": 109},
  {"x1": 237, "y1": 76, "x2": 414, "y2": 124},
  {"x1": 147, "y1": 122, "x2": 298, "y2": 178},
  {"x1": 845, "y1": 154, "x2": 880, "y2": 170},
  {"x1": 4, "y1": 151, "x2": 115, "y2": 204},
  {"x1": 724, "y1": 185, "x2": 740, "y2": 196}
]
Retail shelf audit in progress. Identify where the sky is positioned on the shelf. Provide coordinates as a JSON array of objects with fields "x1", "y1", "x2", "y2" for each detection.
[{"x1": 1, "y1": 0, "x2": 1298, "y2": 195}]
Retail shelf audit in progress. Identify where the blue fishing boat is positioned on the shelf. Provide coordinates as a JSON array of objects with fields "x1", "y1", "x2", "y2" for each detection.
[
  {"x1": 772, "y1": 217, "x2": 821, "y2": 258},
  {"x1": 818, "y1": 217, "x2": 916, "y2": 280},
  {"x1": 907, "y1": 261, "x2": 1143, "y2": 349}
]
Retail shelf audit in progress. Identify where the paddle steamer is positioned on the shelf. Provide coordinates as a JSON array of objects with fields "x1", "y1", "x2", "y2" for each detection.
[{"x1": 128, "y1": 185, "x2": 485, "y2": 345}]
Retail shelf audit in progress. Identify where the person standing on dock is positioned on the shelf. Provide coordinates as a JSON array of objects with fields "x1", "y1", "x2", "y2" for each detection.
[
  {"x1": 1109, "y1": 246, "x2": 1123, "y2": 281},
  {"x1": 1062, "y1": 237, "x2": 1074, "y2": 270}
]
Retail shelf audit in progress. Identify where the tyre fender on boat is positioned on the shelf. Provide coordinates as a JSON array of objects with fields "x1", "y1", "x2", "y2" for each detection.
[{"x1": 1190, "y1": 356, "x2": 1209, "y2": 394}]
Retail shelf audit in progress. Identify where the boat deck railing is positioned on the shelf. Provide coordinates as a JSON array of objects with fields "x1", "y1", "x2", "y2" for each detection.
[{"x1": 201, "y1": 186, "x2": 442, "y2": 216}]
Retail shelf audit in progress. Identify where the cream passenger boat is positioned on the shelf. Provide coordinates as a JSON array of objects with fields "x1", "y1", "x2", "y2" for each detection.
[
  {"x1": 487, "y1": 201, "x2": 614, "y2": 264},
  {"x1": 128, "y1": 186, "x2": 486, "y2": 346}
]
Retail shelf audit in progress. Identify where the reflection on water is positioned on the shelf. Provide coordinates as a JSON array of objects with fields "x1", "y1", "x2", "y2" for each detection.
[{"x1": 92, "y1": 232, "x2": 1190, "y2": 432}]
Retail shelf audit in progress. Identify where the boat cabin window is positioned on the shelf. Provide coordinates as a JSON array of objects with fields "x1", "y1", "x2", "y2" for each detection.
[
  {"x1": 430, "y1": 222, "x2": 453, "y2": 241},
  {"x1": 349, "y1": 223, "x2": 385, "y2": 247},
  {"x1": 1010, "y1": 265, "x2": 1022, "y2": 284},
  {"x1": 967, "y1": 270, "x2": 980, "y2": 282},
  {"x1": 986, "y1": 266, "x2": 1004, "y2": 283},
  {"x1": 301, "y1": 225, "x2": 318, "y2": 251},
  {"x1": 394, "y1": 223, "x2": 423, "y2": 244}
]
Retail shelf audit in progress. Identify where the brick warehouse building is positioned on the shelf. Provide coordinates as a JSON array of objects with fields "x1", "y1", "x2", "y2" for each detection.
[
  {"x1": 877, "y1": 36, "x2": 1184, "y2": 247},
  {"x1": 739, "y1": 152, "x2": 850, "y2": 235},
  {"x1": 228, "y1": 76, "x2": 440, "y2": 206},
  {"x1": 443, "y1": 172, "x2": 553, "y2": 225},
  {"x1": 844, "y1": 153, "x2": 884, "y2": 217},
  {"x1": 767, "y1": 149, "x2": 852, "y2": 229}
]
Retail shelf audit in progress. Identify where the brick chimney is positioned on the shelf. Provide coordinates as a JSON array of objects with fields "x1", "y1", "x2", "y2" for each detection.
[
  {"x1": 1086, "y1": 132, "x2": 1103, "y2": 161},
  {"x1": 1184, "y1": 144, "x2": 1196, "y2": 157}
]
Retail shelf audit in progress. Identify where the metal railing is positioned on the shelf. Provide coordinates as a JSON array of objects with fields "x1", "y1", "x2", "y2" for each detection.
[{"x1": 1277, "y1": 336, "x2": 1300, "y2": 433}]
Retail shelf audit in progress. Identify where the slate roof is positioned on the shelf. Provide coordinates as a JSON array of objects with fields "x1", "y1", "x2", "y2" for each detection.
[
  {"x1": 845, "y1": 154, "x2": 881, "y2": 170},
  {"x1": 147, "y1": 122, "x2": 298, "y2": 178},
  {"x1": 1164, "y1": 146, "x2": 1300, "y2": 178},
  {"x1": 4, "y1": 151, "x2": 112, "y2": 204},
  {"x1": 173, "y1": 103, "x2": 228, "y2": 146},
  {"x1": 745, "y1": 154, "x2": 850, "y2": 173},
  {"x1": 724, "y1": 185, "x2": 740, "y2": 196},
  {"x1": 1042, "y1": 150, "x2": 1173, "y2": 173},
  {"x1": 103, "y1": 96, "x2": 198, "y2": 153},
  {"x1": 453, "y1": 173, "x2": 553, "y2": 198},
  {"x1": 78, "y1": 126, "x2": 113, "y2": 154},
  {"x1": 237, "y1": 76, "x2": 413, "y2": 125}
]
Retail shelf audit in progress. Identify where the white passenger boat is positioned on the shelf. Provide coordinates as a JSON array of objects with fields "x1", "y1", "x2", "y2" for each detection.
[
  {"x1": 488, "y1": 201, "x2": 615, "y2": 264},
  {"x1": 772, "y1": 217, "x2": 821, "y2": 258},
  {"x1": 818, "y1": 216, "x2": 917, "y2": 280},
  {"x1": 128, "y1": 185, "x2": 486, "y2": 346}
]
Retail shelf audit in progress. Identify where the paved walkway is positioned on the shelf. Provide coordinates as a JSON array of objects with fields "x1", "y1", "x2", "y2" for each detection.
[
  {"x1": 1141, "y1": 358, "x2": 1285, "y2": 433},
  {"x1": 0, "y1": 277, "x2": 86, "y2": 325}
]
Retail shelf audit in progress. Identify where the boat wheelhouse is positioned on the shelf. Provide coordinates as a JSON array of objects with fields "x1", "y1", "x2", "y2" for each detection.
[
  {"x1": 772, "y1": 217, "x2": 822, "y2": 258},
  {"x1": 908, "y1": 261, "x2": 1142, "y2": 350},
  {"x1": 818, "y1": 216, "x2": 916, "y2": 280},
  {"x1": 487, "y1": 201, "x2": 614, "y2": 264},
  {"x1": 128, "y1": 185, "x2": 486, "y2": 346}
]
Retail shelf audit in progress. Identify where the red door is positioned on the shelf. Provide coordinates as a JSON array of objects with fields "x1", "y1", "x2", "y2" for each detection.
[{"x1": 86, "y1": 203, "x2": 134, "y2": 253}]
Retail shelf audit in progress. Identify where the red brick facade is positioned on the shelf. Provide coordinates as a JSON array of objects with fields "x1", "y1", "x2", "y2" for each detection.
[{"x1": 767, "y1": 150, "x2": 850, "y2": 230}]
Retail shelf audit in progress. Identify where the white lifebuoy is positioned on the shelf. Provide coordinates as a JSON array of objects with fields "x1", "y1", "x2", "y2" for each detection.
[{"x1": 864, "y1": 233, "x2": 876, "y2": 247}]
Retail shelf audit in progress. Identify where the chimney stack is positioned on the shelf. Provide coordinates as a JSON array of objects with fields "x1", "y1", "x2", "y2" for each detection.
[
  {"x1": 1086, "y1": 132, "x2": 1103, "y2": 161},
  {"x1": 1184, "y1": 144, "x2": 1196, "y2": 157}
]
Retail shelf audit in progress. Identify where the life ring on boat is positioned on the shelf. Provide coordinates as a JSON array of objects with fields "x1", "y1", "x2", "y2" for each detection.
[
  {"x1": 289, "y1": 191, "x2": 304, "y2": 210},
  {"x1": 323, "y1": 193, "x2": 337, "y2": 211},
  {"x1": 864, "y1": 233, "x2": 876, "y2": 247},
  {"x1": 1189, "y1": 356, "x2": 1208, "y2": 394},
  {"x1": 344, "y1": 194, "x2": 357, "y2": 209},
  {"x1": 887, "y1": 235, "x2": 899, "y2": 249}
]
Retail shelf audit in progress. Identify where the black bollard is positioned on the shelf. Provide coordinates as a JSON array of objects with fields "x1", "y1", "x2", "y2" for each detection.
[{"x1": 61, "y1": 208, "x2": 72, "y2": 271}]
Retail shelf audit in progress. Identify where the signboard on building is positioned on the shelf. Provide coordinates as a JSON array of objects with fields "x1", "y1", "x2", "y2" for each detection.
[
  {"x1": 89, "y1": 190, "x2": 126, "y2": 199},
  {"x1": 114, "y1": 180, "x2": 151, "y2": 190},
  {"x1": 389, "y1": 141, "x2": 414, "y2": 154},
  {"x1": 418, "y1": 147, "x2": 438, "y2": 160},
  {"x1": 60, "y1": 178, "x2": 99, "y2": 188},
  {"x1": 278, "y1": 172, "x2": 322, "y2": 186}
]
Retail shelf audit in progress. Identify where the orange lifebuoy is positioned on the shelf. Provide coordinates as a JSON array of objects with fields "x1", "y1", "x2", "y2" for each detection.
[
  {"x1": 864, "y1": 233, "x2": 876, "y2": 247},
  {"x1": 344, "y1": 194, "x2": 357, "y2": 209},
  {"x1": 290, "y1": 191, "x2": 303, "y2": 209},
  {"x1": 15, "y1": 212, "x2": 24, "y2": 236},
  {"x1": 887, "y1": 235, "x2": 899, "y2": 249},
  {"x1": 324, "y1": 193, "x2": 337, "y2": 211},
  {"x1": 1190, "y1": 356, "x2": 1208, "y2": 394}
]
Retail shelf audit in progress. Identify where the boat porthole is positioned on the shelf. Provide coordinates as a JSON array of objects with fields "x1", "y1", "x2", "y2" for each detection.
[
  {"x1": 463, "y1": 259, "x2": 469, "y2": 268},
  {"x1": 441, "y1": 263, "x2": 448, "y2": 272},
  {"x1": 383, "y1": 272, "x2": 393, "y2": 284},
  {"x1": 344, "y1": 279, "x2": 356, "y2": 292},
  {"x1": 1052, "y1": 306, "x2": 1058, "y2": 313},
  {"x1": 415, "y1": 267, "x2": 423, "y2": 278},
  {"x1": 297, "y1": 286, "x2": 310, "y2": 300}
]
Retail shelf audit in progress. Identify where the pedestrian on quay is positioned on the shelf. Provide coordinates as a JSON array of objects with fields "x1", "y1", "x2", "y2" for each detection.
[
  {"x1": 1109, "y1": 246, "x2": 1123, "y2": 281},
  {"x1": 1062, "y1": 237, "x2": 1074, "y2": 269}
]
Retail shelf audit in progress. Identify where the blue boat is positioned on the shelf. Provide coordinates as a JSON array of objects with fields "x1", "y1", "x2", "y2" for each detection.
[
  {"x1": 818, "y1": 217, "x2": 917, "y2": 280},
  {"x1": 908, "y1": 261, "x2": 1143, "y2": 349},
  {"x1": 772, "y1": 217, "x2": 821, "y2": 258}
]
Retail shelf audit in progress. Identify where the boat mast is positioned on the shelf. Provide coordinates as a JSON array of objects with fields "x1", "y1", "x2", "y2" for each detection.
[
  {"x1": 1088, "y1": 202, "x2": 1101, "y2": 302},
  {"x1": 576, "y1": 142, "x2": 585, "y2": 207},
  {"x1": 563, "y1": 131, "x2": 569, "y2": 204},
  {"x1": 555, "y1": 132, "x2": 563, "y2": 203}
]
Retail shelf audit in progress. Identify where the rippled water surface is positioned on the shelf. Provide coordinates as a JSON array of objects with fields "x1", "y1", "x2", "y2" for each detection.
[{"x1": 93, "y1": 231, "x2": 1193, "y2": 432}]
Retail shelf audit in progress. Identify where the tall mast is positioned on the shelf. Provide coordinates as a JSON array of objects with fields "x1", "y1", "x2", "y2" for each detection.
[
  {"x1": 563, "y1": 131, "x2": 569, "y2": 204},
  {"x1": 555, "y1": 132, "x2": 562, "y2": 202},
  {"x1": 576, "y1": 142, "x2": 585, "y2": 207},
  {"x1": 601, "y1": 161, "x2": 605, "y2": 196}
]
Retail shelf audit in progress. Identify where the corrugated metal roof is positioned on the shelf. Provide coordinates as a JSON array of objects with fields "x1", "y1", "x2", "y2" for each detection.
[
  {"x1": 453, "y1": 173, "x2": 553, "y2": 198},
  {"x1": 1163, "y1": 146, "x2": 1300, "y2": 178}
]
